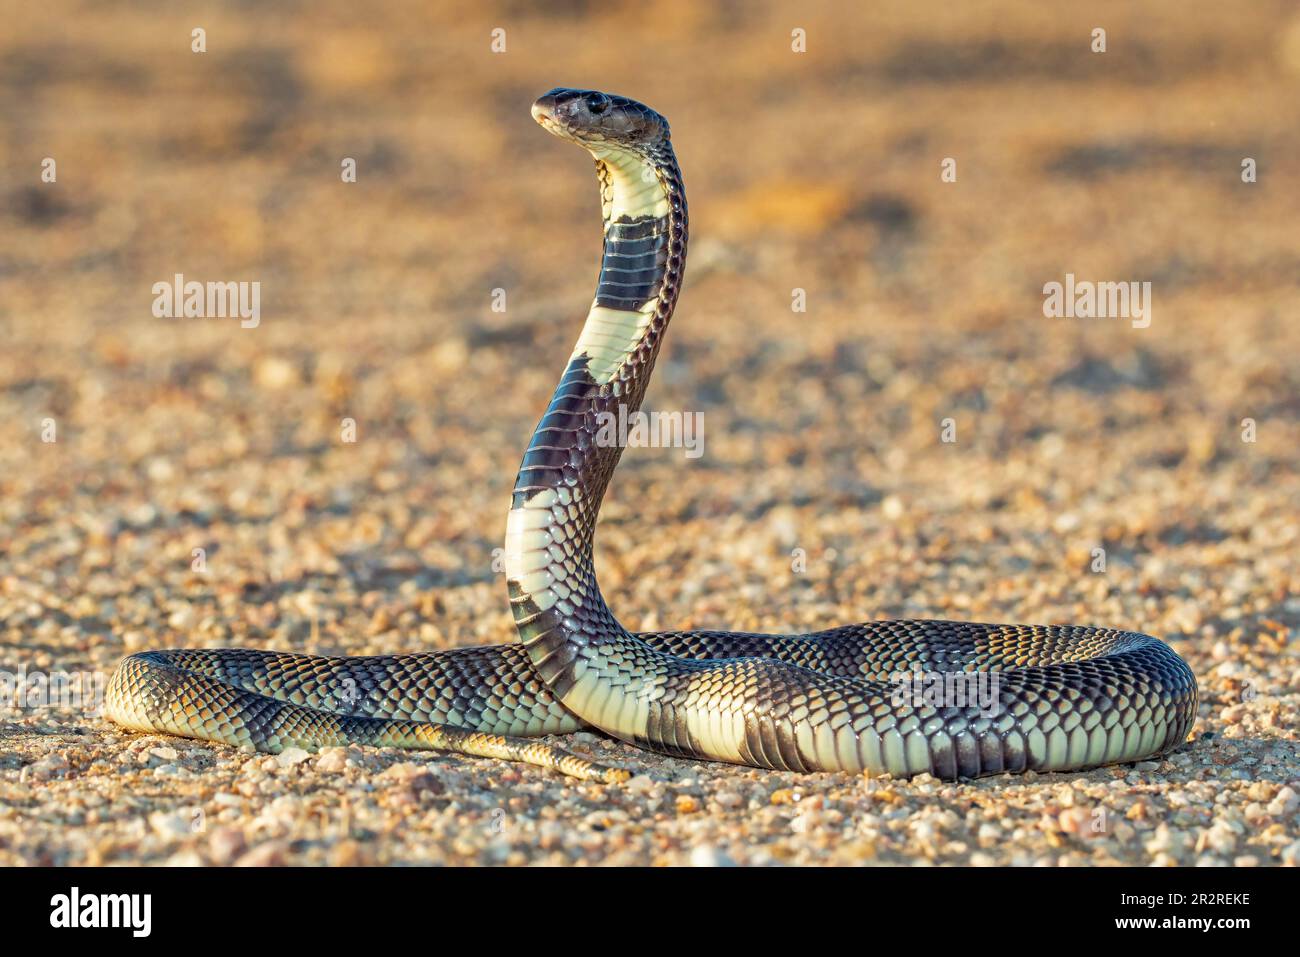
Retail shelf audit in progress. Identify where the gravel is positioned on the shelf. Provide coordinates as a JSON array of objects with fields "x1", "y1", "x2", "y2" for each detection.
[{"x1": 1, "y1": 2, "x2": 1297, "y2": 865}]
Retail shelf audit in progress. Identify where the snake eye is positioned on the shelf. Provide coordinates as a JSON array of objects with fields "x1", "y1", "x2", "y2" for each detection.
[{"x1": 585, "y1": 93, "x2": 609, "y2": 115}]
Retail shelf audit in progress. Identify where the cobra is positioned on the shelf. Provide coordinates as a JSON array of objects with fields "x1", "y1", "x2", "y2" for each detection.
[{"x1": 106, "y1": 88, "x2": 1198, "y2": 782}]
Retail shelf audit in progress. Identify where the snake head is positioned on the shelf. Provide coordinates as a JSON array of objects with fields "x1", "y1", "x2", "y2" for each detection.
[{"x1": 532, "y1": 88, "x2": 668, "y2": 153}]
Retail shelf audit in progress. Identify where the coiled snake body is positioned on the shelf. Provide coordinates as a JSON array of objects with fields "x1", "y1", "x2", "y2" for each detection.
[{"x1": 106, "y1": 89, "x2": 1198, "y2": 782}]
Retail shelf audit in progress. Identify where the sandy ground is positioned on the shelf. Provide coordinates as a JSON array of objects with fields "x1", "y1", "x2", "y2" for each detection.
[{"x1": 1, "y1": 1, "x2": 1298, "y2": 865}]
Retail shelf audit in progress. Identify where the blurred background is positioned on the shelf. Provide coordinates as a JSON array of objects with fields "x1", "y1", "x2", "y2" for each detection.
[{"x1": 0, "y1": 0, "x2": 1296, "y2": 765}]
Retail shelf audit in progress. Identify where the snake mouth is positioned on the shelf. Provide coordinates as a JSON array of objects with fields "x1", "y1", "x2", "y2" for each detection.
[
  {"x1": 531, "y1": 97, "x2": 572, "y2": 145},
  {"x1": 530, "y1": 98, "x2": 555, "y2": 127},
  {"x1": 532, "y1": 90, "x2": 573, "y2": 136}
]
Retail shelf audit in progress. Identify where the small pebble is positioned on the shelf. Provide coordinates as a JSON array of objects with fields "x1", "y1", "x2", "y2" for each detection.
[
  {"x1": 275, "y1": 748, "x2": 311, "y2": 768},
  {"x1": 689, "y1": 845, "x2": 736, "y2": 867}
]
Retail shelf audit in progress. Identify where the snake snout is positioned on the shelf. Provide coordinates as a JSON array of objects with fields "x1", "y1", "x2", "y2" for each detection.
[
  {"x1": 530, "y1": 90, "x2": 560, "y2": 126},
  {"x1": 531, "y1": 88, "x2": 587, "y2": 132}
]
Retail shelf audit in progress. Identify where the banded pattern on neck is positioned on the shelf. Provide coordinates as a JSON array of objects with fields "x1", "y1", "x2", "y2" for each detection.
[{"x1": 505, "y1": 129, "x2": 686, "y2": 709}]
